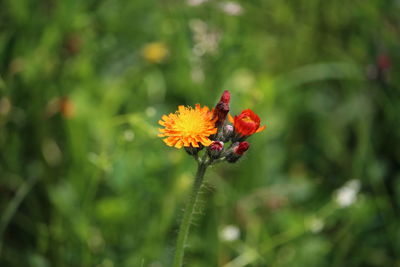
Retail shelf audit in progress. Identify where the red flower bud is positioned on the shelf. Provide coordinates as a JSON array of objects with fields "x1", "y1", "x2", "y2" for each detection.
[
  {"x1": 226, "y1": 141, "x2": 250, "y2": 163},
  {"x1": 220, "y1": 90, "x2": 230, "y2": 104},
  {"x1": 233, "y1": 141, "x2": 250, "y2": 155},
  {"x1": 208, "y1": 141, "x2": 224, "y2": 159},
  {"x1": 213, "y1": 90, "x2": 231, "y2": 128},
  {"x1": 210, "y1": 141, "x2": 224, "y2": 151}
]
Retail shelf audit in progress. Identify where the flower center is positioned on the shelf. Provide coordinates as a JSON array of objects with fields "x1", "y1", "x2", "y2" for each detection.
[
  {"x1": 241, "y1": 115, "x2": 255, "y2": 123},
  {"x1": 176, "y1": 110, "x2": 207, "y2": 135}
]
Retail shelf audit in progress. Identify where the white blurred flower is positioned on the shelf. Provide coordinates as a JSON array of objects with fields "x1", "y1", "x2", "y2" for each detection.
[
  {"x1": 335, "y1": 179, "x2": 361, "y2": 207},
  {"x1": 187, "y1": 0, "x2": 210, "y2": 6},
  {"x1": 191, "y1": 67, "x2": 205, "y2": 83},
  {"x1": 145, "y1": 106, "x2": 156, "y2": 117},
  {"x1": 123, "y1": 130, "x2": 135, "y2": 142},
  {"x1": 219, "y1": 1, "x2": 243, "y2": 16},
  {"x1": 42, "y1": 138, "x2": 62, "y2": 166},
  {"x1": 189, "y1": 19, "x2": 221, "y2": 83},
  {"x1": 189, "y1": 19, "x2": 221, "y2": 56},
  {"x1": 220, "y1": 225, "x2": 240, "y2": 242},
  {"x1": 308, "y1": 217, "x2": 324, "y2": 233}
]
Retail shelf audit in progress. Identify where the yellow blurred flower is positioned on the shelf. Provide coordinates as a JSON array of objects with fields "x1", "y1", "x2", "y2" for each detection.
[{"x1": 142, "y1": 42, "x2": 169, "y2": 63}]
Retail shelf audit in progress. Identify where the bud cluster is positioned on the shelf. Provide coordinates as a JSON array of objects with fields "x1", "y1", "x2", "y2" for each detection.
[{"x1": 186, "y1": 90, "x2": 265, "y2": 165}]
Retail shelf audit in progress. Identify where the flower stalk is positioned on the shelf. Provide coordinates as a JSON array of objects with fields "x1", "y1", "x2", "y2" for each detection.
[{"x1": 173, "y1": 160, "x2": 208, "y2": 267}]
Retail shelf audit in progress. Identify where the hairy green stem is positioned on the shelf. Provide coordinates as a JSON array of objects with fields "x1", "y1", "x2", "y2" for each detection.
[{"x1": 173, "y1": 162, "x2": 208, "y2": 267}]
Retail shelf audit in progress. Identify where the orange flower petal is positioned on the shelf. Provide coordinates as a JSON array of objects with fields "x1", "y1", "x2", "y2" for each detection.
[
  {"x1": 175, "y1": 140, "x2": 184, "y2": 148},
  {"x1": 256, "y1": 125, "x2": 266, "y2": 133},
  {"x1": 228, "y1": 113, "x2": 234, "y2": 123}
]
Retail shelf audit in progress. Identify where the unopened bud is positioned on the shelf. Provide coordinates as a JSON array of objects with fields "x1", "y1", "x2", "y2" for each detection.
[
  {"x1": 220, "y1": 90, "x2": 230, "y2": 104},
  {"x1": 222, "y1": 124, "x2": 234, "y2": 141},
  {"x1": 226, "y1": 141, "x2": 250, "y2": 163},
  {"x1": 213, "y1": 90, "x2": 231, "y2": 128},
  {"x1": 208, "y1": 141, "x2": 224, "y2": 159},
  {"x1": 234, "y1": 141, "x2": 249, "y2": 155}
]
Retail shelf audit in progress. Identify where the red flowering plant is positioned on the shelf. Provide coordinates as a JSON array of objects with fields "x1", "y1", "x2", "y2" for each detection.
[{"x1": 158, "y1": 90, "x2": 265, "y2": 267}]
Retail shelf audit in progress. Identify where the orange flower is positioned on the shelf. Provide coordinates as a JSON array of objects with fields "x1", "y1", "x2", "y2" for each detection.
[
  {"x1": 59, "y1": 97, "x2": 75, "y2": 118},
  {"x1": 229, "y1": 109, "x2": 265, "y2": 136},
  {"x1": 158, "y1": 104, "x2": 218, "y2": 148}
]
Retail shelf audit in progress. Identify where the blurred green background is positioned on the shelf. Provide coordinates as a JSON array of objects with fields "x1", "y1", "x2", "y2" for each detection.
[{"x1": 1, "y1": 0, "x2": 400, "y2": 266}]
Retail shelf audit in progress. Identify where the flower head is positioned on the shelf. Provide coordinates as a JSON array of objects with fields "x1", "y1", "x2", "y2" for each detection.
[
  {"x1": 59, "y1": 96, "x2": 75, "y2": 118},
  {"x1": 142, "y1": 42, "x2": 169, "y2": 63},
  {"x1": 46, "y1": 96, "x2": 75, "y2": 119},
  {"x1": 229, "y1": 109, "x2": 265, "y2": 136},
  {"x1": 335, "y1": 179, "x2": 361, "y2": 207},
  {"x1": 158, "y1": 104, "x2": 217, "y2": 148},
  {"x1": 219, "y1": 2, "x2": 243, "y2": 16}
]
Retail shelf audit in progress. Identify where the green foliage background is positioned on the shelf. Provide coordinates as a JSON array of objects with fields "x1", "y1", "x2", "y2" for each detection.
[{"x1": 1, "y1": 0, "x2": 400, "y2": 266}]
